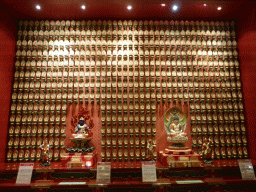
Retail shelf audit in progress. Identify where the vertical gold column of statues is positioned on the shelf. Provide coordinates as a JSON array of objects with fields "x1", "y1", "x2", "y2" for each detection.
[
  {"x1": 100, "y1": 20, "x2": 157, "y2": 162},
  {"x1": 186, "y1": 21, "x2": 247, "y2": 160},
  {"x1": 7, "y1": 20, "x2": 71, "y2": 163}
]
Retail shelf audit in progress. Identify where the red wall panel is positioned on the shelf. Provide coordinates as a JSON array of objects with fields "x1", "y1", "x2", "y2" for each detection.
[
  {"x1": 0, "y1": 5, "x2": 17, "y2": 163},
  {"x1": 237, "y1": 4, "x2": 256, "y2": 160}
]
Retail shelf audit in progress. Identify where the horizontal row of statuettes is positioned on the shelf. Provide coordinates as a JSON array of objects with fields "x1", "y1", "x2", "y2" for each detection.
[
  {"x1": 99, "y1": 118, "x2": 245, "y2": 126},
  {"x1": 17, "y1": 28, "x2": 237, "y2": 35},
  {"x1": 15, "y1": 51, "x2": 239, "y2": 58},
  {"x1": 9, "y1": 114, "x2": 156, "y2": 125},
  {"x1": 15, "y1": 48, "x2": 239, "y2": 56},
  {"x1": 6, "y1": 149, "x2": 65, "y2": 162},
  {"x1": 101, "y1": 114, "x2": 157, "y2": 122},
  {"x1": 10, "y1": 82, "x2": 242, "y2": 93},
  {"x1": 16, "y1": 40, "x2": 239, "y2": 51},
  {"x1": 101, "y1": 149, "x2": 157, "y2": 162},
  {"x1": 9, "y1": 94, "x2": 244, "y2": 107},
  {"x1": 7, "y1": 136, "x2": 65, "y2": 149},
  {"x1": 16, "y1": 29, "x2": 237, "y2": 38},
  {"x1": 10, "y1": 85, "x2": 242, "y2": 93},
  {"x1": 190, "y1": 111, "x2": 245, "y2": 121},
  {"x1": 192, "y1": 134, "x2": 247, "y2": 147},
  {"x1": 12, "y1": 70, "x2": 241, "y2": 80},
  {"x1": 10, "y1": 85, "x2": 244, "y2": 97},
  {"x1": 10, "y1": 102, "x2": 67, "y2": 112},
  {"x1": 14, "y1": 66, "x2": 240, "y2": 75},
  {"x1": 15, "y1": 50, "x2": 240, "y2": 60},
  {"x1": 9, "y1": 97, "x2": 244, "y2": 109},
  {"x1": 15, "y1": 42, "x2": 239, "y2": 50},
  {"x1": 16, "y1": 37, "x2": 236, "y2": 46},
  {"x1": 101, "y1": 136, "x2": 156, "y2": 147},
  {"x1": 100, "y1": 146, "x2": 156, "y2": 153},
  {"x1": 16, "y1": 50, "x2": 238, "y2": 61},
  {"x1": 193, "y1": 146, "x2": 248, "y2": 159},
  {"x1": 101, "y1": 108, "x2": 245, "y2": 116},
  {"x1": 7, "y1": 120, "x2": 154, "y2": 128},
  {"x1": 15, "y1": 51, "x2": 239, "y2": 61},
  {"x1": 8, "y1": 125, "x2": 66, "y2": 137},
  {"x1": 191, "y1": 125, "x2": 246, "y2": 135},
  {"x1": 18, "y1": 20, "x2": 236, "y2": 28},
  {"x1": 15, "y1": 56, "x2": 239, "y2": 64},
  {"x1": 11, "y1": 73, "x2": 242, "y2": 82},
  {"x1": 9, "y1": 109, "x2": 245, "y2": 121},
  {"x1": 11, "y1": 92, "x2": 243, "y2": 109},
  {"x1": 13, "y1": 60, "x2": 240, "y2": 68},
  {"x1": 16, "y1": 35, "x2": 236, "y2": 45},
  {"x1": 9, "y1": 114, "x2": 66, "y2": 124},
  {"x1": 97, "y1": 105, "x2": 245, "y2": 114},
  {"x1": 13, "y1": 59, "x2": 240, "y2": 67},
  {"x1": 190, "y1": 99, "x2": 244, "y2": 109},
  {"x1": 101, "y1": 126, "x2": 156, "y2": 137},
  {"x1": 11, "y1": 78, "x2": 241, "y2": 87},
  {"x1": 12, "y1": 69, "x2": 240, "y2": 79},
  {"x1": 101, "y1": 121, "x2": 156, "y2": 127},
  {"x1": 16, "y1": 38, "x2": 238, "y2": 47},
  {"x1": 17, "y1": 22, "x2": 236, "y2": 31},
  {"x1": 10, "y1": 79, "x2": 243, "y2": 90},
  {"x1": 11, "y1": 71, "x2": 242, "y2": 81}
]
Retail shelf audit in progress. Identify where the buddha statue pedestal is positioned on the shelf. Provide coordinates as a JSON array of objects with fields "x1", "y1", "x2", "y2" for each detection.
[
  {"x1": 159, "y1": 134, "x2": 201, "y2": 168},
  {"x1": 67, "y1": 134, "x2": 95, "y2": 153},
  {"x1": 158, "y1": 148, "x2": 201, "y2": 168},
  {"x1": 61, "y1": 136, "x2": 97, "y2": 167},
  {"x1": 61, "y1": 152, "x2": 97, "y2": 168}
]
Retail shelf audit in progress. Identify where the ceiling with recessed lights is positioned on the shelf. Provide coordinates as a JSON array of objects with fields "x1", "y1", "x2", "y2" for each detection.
[{"x1": 0, "y1": 0, "x2": 252, "y2": 21}]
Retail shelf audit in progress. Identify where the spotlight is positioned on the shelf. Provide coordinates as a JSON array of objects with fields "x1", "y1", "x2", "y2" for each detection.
[
  {"x1": 127, "y1": 5, "x2": 132, "y2": 10},
  {"x1": 81, "y1": 5, "x2": 86, "y2": 10},
  {"x1": 36, "y1": 5, "x2": 41, "y2": 10},
  {"x1": 172, "y1": 5, "x2": 178, "y2": 11},
  {"x1": 204, "y1": 4, "x2": 207, "y2": 6},
  {"x1": 217, "y1": 7, "x2": 222, "y2": 10},
  {"x1": 161, "y1": 4, "x2": 166, "y2": 7},
  {"x1": 86, "y1": 161, "x2": 92, "y2": 167}
]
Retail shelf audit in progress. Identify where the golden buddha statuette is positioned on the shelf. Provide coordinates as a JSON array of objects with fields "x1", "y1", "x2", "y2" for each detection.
[
  {"x1": 40, "y1": 140, "x2": 51, "y2": 166},
  {"x1": 201, "y1": 138, "x2": 213, "y2": 164},
  {"x1": 146, "y1": 139, "x2": 156, "y2": 160}
]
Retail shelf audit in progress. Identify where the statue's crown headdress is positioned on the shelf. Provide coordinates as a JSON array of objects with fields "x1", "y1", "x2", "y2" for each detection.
[{"x1": 79, "y1": 117, "x2": 85, "y2": 121}]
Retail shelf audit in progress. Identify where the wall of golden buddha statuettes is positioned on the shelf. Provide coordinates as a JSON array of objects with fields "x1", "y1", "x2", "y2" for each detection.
[{"x1": 7, "y1": 19, "x2": 248, "y2": 162}]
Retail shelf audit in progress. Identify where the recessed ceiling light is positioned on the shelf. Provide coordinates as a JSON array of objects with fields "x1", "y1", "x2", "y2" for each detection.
[
  {"x1": 127, "y1": 5, "x2": 132, "y2": 10},
  {"x1": 204, "y1": 4, "x2": 207, "y2": 6},
  {"x1": 36, "y1": 5, "x2": 41, "y2": 10},
  {"x1": 81, "y1": 5, "x2": 86, "y2": 10},
  {"x1": 172, "y1": 5, "x2": 178, "y2": 11},
  {"x1": 217, "y1": 7, "x2": 222, "y2": 10},
  {"x1": 161, "y1": 4, "x2": 166, "y2": 7}
]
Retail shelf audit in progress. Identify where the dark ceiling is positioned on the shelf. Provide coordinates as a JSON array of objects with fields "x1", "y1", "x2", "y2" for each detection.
[{"x1": 0, "y1": 0, "x2": 253, "y2": 21}]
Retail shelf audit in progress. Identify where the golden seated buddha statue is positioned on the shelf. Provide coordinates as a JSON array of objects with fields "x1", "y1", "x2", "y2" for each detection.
[{"x1": 164, "y1": 107, "x2": 188, "y2": 149}]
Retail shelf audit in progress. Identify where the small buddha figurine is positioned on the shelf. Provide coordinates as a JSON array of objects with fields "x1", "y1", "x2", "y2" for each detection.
[
  {"x1": 168, "y1": 116, "x2": 187, "y2": 137},
  {"x1": 40, "y1": 140, "x2": 51, "y2": 166},
  {"x1": 201, "y1": 138, "x2": 213, "y2": 164},
  {"x1": 146, "y1": 139, "x2": 156, "y2": 160},
  {"x1": 75, "y1": 117, "x2": 89, "y2": 135}
]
